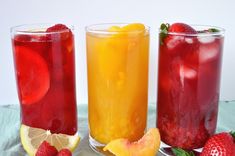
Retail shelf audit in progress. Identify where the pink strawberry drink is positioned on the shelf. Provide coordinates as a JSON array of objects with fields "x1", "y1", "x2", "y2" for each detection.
[{"x1": 157, "y1": 23, "x2": 225, "y2": 149}]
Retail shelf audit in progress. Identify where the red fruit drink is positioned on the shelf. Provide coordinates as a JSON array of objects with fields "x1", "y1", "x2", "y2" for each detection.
[
  {"x1": 157, "y1": 23, "x2": 225, "y2": 149},
  {"x1": 11, "y1": 24, "x2": 77, "y2": 135}
]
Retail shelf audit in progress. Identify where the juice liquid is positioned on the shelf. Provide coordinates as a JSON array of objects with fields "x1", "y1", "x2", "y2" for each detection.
[
  {"x1": 87, "y1": 24, "x2": 149, "y2": 144},
  {"x1": 157, "y1": 30, "x2": 224, "y2": 149},
  {"x1": 12, "y1": 25, "x2": 77, "y2": 135}
]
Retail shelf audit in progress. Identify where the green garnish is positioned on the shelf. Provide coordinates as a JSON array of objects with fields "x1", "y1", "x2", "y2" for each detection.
[
  {"x1": 172, "y1": 148, "x2": 195, "y2": 156},
  {"x1": 230, "y1": 131, "x2": 235, "y2": 138},
  {"x1": 208, "y1": 28, "x2": 220, "y2": 33},
  {"x1": 160, "y1": 23, "x2": 170, "y2": 45}
]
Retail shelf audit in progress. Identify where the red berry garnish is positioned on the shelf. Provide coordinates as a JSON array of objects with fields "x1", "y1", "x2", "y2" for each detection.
[
  {"x1": 46, "y1": 24, "x2": 72, "y2": 41},
  {"x1": 201, "y1": 132, "x2": 235, "y2": 156},
  {"x1": 168, "y1": 23, "x2": 197, "y2": 34},
  {"x1": 160, "y1": 23, "x2": 199, "y2": 56},
  {"x1": 36, "y1": 141, "x2": 58, "y2": 156},
  {"x1": 46, "y1": 24, "x2": 69, "y2": 32},
  {"x1": 57, "y1": 149, "x2": 72, "y2": 156}
]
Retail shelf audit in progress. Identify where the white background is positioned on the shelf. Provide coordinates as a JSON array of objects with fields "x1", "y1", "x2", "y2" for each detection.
[{"x1": 0, "y1": 0, "x2": 235, "y2": 105}]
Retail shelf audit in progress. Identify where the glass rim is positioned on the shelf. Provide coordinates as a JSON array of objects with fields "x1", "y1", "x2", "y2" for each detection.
[
  {"x1": 159, "y1": 24, "x2": 225, "y2": 37},
  {"x1": 10, "y1": 23, "x2": 74, "y2": 35},
  {"x1": 85, "y1": 23, "x2": 150, "y2": 34}
]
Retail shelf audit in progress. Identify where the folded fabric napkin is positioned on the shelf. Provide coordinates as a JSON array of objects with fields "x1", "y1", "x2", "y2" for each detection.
[{"x1": 0, "y1": 101, "x2": 234, "y2": 156}]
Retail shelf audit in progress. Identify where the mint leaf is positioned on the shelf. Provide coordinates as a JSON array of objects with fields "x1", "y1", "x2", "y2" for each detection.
[
  {"x1": 172, "y1": 148, "x2": 195, "y2": 156},
  {"x1": 230, "y1": 131, "x2": 235, "y2": 139},
  {"x1": 160, "y1": 23, "x2": 170, "y2": 45},
  {"x1": 208, "y1": 28, "x2": 220, "y2": 33}
]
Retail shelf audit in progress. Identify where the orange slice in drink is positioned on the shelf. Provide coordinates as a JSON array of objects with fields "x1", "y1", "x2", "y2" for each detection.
[{"x1": 15, "y1": 47, "x2": 50, "y2": 105}]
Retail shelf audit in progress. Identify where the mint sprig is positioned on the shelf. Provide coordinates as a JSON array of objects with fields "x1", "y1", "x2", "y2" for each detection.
[
  {"x1": 160, "y1": 23, "x2": 170, "y2": 45},
  {"x1": 172, "y1": 148, "x2": 195, "y2": 156},
  {"x1": 208, "y1": 28, "x2": 220, "y2": 33}
]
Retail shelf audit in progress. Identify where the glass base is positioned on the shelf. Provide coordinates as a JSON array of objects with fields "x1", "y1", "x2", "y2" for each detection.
[
  {"x1": 89, "y1": 135, "x2": 114, "y2": 156},
  {"x1": 159, "y1": 141, "x2": 202, "y2": 156}
]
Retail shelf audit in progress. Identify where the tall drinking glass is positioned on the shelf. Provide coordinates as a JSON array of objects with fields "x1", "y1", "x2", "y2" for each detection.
[
  {"x1": 86, "y1": 23, "x2": 150, "y2": 152},
  {"x1": 157, "y1": 25, "x2": 225, "y2": 153},
  {"x1": 11, "y1": 23, "x2": 78, "y2": 149}
]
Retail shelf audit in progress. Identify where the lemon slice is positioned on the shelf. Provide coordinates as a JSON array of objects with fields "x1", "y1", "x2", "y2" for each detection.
[{"x1": 20, "y1": 124, "x2": 80, "y2": 156}]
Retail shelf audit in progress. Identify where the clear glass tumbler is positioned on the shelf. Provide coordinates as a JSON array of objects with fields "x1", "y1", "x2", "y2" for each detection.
[
  {"x1": 11, "y1": 24, "x2": 78, "y2": 135},
  {"x1": 86, "y1": 23, "x2": 150, "y2": 152},
  {"x1": 157, "y1": 25, "x2": 225, "y2": 154}
]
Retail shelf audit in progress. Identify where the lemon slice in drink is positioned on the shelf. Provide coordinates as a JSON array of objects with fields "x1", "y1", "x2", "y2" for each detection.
[{"x1": 20, "y1": 124, "x2": 80, "y2": 156}]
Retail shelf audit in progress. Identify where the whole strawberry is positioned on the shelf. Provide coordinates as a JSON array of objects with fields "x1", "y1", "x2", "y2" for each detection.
[
  {"x1": 159, "y1": 22, "x2": 199, "y2": 56},
  {"x1": 200, "y1": 132, "x2": 235, "y2": 156},
  {"x1": 36, "y1": 141, "x2": 58, "y2": 156},
  {"x1": 57, "y1": 149, "x2": 72, "y2": 156},
  {"x1": 168, "y1": 23, "x2": 197, "y2": 34}
]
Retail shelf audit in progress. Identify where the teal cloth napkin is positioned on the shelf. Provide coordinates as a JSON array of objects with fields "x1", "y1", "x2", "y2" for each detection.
[{"x1": 0, "y1": 101, "x2": 234, "y2": 156}]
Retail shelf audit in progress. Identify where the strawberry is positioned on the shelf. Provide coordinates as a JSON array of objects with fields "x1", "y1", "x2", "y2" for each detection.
[
  {"x1": 200, "y1": 132, "x2": 235, "y2": 156},
  {"x1": 46, "y1": 24, "x2": 72, "y2": 40},
  {"x1": 36, "y1": 141, "x2": 58, "y2": 156},
  {"x1": 57, "y1": 149, "x2": 72, "y2": 156},
  {"x1": 160, "y1": 23, "x2": 198, "y2": 56},
  {"x1": 46, "y1": 24, "x2": 69, "y2": 32},
  {"x1": 168, "y1": 23, "x2": 197, "y2": 34},
  {"x1": 160, "y1": 23, "x2": 197, "y2": 44},
  {"x1": 171, "y1": 132, "x2": 235, "y2": 156}
]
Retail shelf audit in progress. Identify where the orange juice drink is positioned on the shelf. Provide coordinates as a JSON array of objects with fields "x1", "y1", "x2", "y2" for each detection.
[{"x1": 86, "y1": 23, "x2": 150, "y2": 149}]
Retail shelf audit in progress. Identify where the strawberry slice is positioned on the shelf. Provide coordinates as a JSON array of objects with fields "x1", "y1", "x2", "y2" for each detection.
[
  {"x1": 15, "y1": 46, "x2": 50, "y2": 105},
  {"x1": 160, "y1": 23, "x2": 198, "y2": 56},
  {"x1": 36, "y1": 141, "x2": 58, "y2": 156}
]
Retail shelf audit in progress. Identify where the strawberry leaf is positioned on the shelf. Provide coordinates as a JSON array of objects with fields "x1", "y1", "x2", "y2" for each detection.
[
  {"x1": 160, "y1": 23, "x2": 170, "y2": 45},
  {"x1": 172, "y1": 148, "x2": 195, "y2": 156}
]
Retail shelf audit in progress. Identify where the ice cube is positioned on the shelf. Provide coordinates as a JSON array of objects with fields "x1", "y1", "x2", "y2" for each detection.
[
  {"x1": 167, "y1": 36, "x2": 184, "y2": 49},
  {"x1": 185, "y1": 38, "x2": 194, "y2": 44},
  {"x1": 199, "y1": 43, "x2": 219, "y2": 63},
  {"x1": 179, "y1": 65, "x2": 197, "y2": 86},
  {"x1": 198, "y1": 36, "x2": 215, "y2": 44},
  {"x1": 180, "y1": 65, "x2": 197, "y2": 79}
]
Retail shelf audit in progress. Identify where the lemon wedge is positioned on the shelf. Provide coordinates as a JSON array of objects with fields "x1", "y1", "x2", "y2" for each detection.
[{"x1": 20, "y1": 124, "x2": 80, "y2": 156}]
